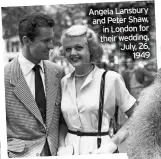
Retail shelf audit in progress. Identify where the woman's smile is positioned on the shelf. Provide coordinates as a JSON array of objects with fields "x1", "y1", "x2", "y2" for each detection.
[{"x1": 70, "y1": 56, "x2": 81, "y2": 62}]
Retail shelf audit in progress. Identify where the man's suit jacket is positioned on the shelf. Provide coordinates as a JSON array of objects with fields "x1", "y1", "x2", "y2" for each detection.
[
  {"x1": 5, "y1": 57, "x2": 64, "y2": 157},
  {"x1": 122, "y1": 67, "x2": 154, "y2": 92}
]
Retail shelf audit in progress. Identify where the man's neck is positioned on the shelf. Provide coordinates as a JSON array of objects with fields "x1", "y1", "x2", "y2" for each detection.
[{"x1": 21, "y1": 48, "x2": 40, "y2": 65}]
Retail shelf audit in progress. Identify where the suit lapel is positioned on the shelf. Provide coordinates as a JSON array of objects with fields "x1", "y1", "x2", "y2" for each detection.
[
  {"x1": 43, "y1": 61, "x2": 60, "y2": 127},
  {"x1": 10, "y1": 57, "x2": 45, "y2": 126}
]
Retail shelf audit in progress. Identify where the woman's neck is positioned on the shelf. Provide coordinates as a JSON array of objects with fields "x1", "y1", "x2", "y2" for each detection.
[{"x1": 75, "y1": 64, "x2": 94, "y2": 77}]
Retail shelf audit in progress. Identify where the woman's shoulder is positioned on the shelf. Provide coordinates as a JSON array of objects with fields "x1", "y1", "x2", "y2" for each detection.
[
  {"x1": 95, "y1": 66, "x2": 121, "y2": 79},
  {"x1": 105, "y1": 70, "x2": 122, "y2": 80},
  {"x1": 94, "y1": 68, "x2": 122, "y2": 85}
]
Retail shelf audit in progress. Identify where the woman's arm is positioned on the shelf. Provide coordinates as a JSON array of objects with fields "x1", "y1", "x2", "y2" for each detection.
[{"x1": 111, "y1": 103, "x2": 136, "y2": 145}]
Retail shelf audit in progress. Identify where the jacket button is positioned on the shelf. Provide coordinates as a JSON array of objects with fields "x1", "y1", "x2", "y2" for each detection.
[
  {"x1": 46, "y1": 131, "x2": 48, "y2": 137},
  {"x1": 36, "y1": 153, "x2": 40, "y2": 156}
]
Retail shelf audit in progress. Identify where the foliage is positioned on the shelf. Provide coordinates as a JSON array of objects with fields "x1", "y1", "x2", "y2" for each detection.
[
  {"x1": 1, "y1": 1, "x2": 156, "y2": 60},
  {"x1": 2, "y1": 6, "x2": 45, "y2": 38}
]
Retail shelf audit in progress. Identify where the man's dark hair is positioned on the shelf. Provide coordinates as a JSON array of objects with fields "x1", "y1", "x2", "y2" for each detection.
[{"x1": 19, "y1": 12, "x2": 55, "y2": 45}]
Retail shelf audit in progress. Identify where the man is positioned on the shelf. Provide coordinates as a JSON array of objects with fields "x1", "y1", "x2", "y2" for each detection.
[
  {"x1": 126, "y1": 69, "x2": 161, "y2": 159},
  {"x1": 122, "y1": 58, "x2": 154, "y2": 99},
  {"x1": 5, "y1": 13, "x2": 64, "y2": 157}
]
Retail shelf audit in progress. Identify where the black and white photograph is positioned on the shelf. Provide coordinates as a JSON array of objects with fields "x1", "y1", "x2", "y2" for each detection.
[{"x1": 1, "y1": 0, "x2": 161, "y2": 158}]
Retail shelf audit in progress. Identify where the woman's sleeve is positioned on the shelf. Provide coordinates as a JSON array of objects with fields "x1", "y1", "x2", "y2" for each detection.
[{"x1": 115, "y1": 74, "x2": 136, "y2": 113}]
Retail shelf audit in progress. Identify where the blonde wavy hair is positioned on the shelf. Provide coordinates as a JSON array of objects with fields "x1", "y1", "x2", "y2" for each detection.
[{"x1": 60, "y1": 25, "x2": 103, "y2": 63}]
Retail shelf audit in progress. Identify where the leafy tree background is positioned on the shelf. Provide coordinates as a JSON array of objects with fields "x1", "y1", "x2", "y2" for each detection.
[{"x1": 1, "y1": 1, "x2": 156, "y2": 61}]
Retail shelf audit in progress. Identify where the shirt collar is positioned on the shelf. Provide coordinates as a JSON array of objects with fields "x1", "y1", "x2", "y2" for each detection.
[
  {"x1": 67, "y1": 65, "x2": 99, "y2": 90},
  {"x1": 18, "y1": 52, "x2": 44, "y2": 76},
  {"x1": 67, "y1": 64, "x2": 98, "y2": 80}
]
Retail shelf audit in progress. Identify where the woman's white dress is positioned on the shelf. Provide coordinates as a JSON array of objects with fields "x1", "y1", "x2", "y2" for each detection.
[{"x1": 61, "y1": 66, "x2": 136, "y2": 155}]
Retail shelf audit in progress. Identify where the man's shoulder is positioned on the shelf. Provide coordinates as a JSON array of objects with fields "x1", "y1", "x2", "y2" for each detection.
[
  {"x1": 4, "y1": 58, "x2": 16, "y2": 76},
  {"x1": 135, "y1": 67, "x2": 146, "y2": 73},
  {"x1": 44, "y1": 60, "x2": 64, "y2": 76}
]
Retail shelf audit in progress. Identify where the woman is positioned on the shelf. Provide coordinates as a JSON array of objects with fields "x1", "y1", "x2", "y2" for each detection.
[{"x1": 58, "y1": 25, "x2": 136, "y2": 155}]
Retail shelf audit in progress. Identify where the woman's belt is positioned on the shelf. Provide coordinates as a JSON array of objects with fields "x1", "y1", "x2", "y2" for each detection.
[{"x1": 68, "y1": 129, "x2": 109, "y2": 136}]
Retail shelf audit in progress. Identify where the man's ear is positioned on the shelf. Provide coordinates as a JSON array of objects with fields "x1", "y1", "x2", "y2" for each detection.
[
  {"x1": 59, "y1": 46, "x2": 65, "y2": 56},
  {"x1": 22, "y1": 36, "x2": 30, "y2": 45}
]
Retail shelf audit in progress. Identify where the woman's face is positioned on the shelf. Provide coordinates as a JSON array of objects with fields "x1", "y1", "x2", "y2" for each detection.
[{"x1": 62, "y1": 36, "x2": 91, "y2": 68}]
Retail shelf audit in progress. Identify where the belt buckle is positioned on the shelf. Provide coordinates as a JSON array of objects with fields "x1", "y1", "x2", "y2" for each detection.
[
  {"x1": 97, "y1": 135, "x2": 101, "y2": 139},
  {"x1": 76, "y1": 131, "x2": 82, "y2": 136}
]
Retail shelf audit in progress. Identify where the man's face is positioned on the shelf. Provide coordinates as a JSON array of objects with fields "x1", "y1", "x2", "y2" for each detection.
[
  {"x1": 126, "y1": 58, "x2": 133, "y2": 69},
  {"x1": 28, "y1": 27, "x2": 54, "y2": 64}
]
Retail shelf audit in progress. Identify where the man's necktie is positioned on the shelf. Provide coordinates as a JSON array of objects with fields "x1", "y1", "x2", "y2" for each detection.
[
  {"x1": 33, "y1": 65, "x2": 51, "y2": 156},
  {"x1": 33, "y1": 65, "x2": 46, "y2": 123}
]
